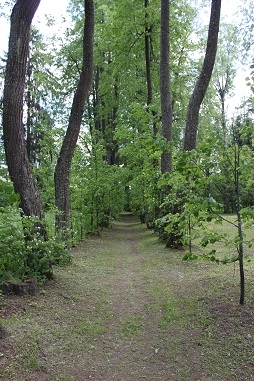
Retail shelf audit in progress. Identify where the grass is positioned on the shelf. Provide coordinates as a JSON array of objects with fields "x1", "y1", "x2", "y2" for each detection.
[
  {"x1": 192, "y1": 214, "x2": 254, "y2": 262},
  {"x1": 158, "y1": 299, "x2": 181, "y2": 328},
  {"x1": 1, "y1": 214, "x2": 254, "y2": 380},
  {"x1": 121, "y1": 314, "x2": 144, "y2": 337},
  {"x1": 78, "y1": 318, "x2": 107, "y2": 337}
]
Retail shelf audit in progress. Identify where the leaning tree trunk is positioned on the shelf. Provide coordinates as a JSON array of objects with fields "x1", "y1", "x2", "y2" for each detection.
[
  {"x1": 54, "y1": 0, "x2": 94, "y2": 237},
  {"x1": 184, "y1": 0, "x2": 221, "y2": 151},
  {"x1": 167, "y1": 0, "x2": 221, "y2": 249},
  {"x1": 2, "y1": 0, "x2": 45, "y2": 220},
  {"x1": 2, "y1": 0, "x2": 54, "y2": 280}
]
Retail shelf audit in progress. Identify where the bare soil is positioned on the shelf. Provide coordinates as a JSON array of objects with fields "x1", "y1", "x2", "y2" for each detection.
[{"x1": 1, "y1": 213, "x2": 254, "y2": 380}]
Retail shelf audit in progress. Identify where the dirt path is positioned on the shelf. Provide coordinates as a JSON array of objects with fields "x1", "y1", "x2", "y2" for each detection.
[{"x1": 1, "y1": 213, "x2": 254, "y2": 380}]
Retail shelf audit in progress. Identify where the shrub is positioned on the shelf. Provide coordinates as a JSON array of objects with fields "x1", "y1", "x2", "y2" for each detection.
[{"x1": 0, "y1": 207, "x2": 71, "y2": 285}]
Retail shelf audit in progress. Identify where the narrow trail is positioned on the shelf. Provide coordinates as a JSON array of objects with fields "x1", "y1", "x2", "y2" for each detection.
[
  {"x1": 43, "y1": 213, "x2": 240, "y2": 381},
  {"x1": 1, "y1": 213, "x2": 254, "y2": 381},
  {"x1": 82, "y1": 214, "x2": 175, "y2": 380}
]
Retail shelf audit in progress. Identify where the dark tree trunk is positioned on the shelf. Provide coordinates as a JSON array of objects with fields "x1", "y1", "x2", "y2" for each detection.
[
  {"x1": 145, "y1": 0, "x2": 158, "y2": 137},
  {"x1": 2, "y1": 0, "x2": 44, "y2": 220},
  {"x1": 160, "y1": 0, "x2": 175, "y2": 247},
  {"x1": 54, "y1": 0, "x2": 94, "y2": 235},
  {"x1": 233, "y1": 131, "x2": 245, "y2": 305},
  {"x1": 160, "y1": 0, "x2": 172, "y2": 174},
  {"x1": 238, "y1": 220, "x2": 245, "y2": 305},
  {"x1": 145, "y1": 0, "x2": 153, "y2": 108},
  {"x1": 184, "y1": 0, "x2": 221, "y2": 151},
  {"x1": 90, "y1": 64, "x2": 119, "y2": 166},
  {"x1": 216, "y1": 74, "x2": 232, "y2": 213},
  {"x1": 167, "y1": 0, "x2": 221, "y2": 249},
  {"x1": 217, "y1": 80, "x2": 227, "y2": 145}
]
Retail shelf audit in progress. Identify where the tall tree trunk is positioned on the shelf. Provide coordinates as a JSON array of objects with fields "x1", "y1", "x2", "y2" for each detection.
[
  {"x1": 160, "y1": 0, "x2": 172, "y2": 174},
  {"x1": 167, "y1": 0, "x2": 221, "y2": 249},
  {"x1": 2, "y1": 0, "x2": 44, "y2": 219},
  {"x1": 145, "y1": 0, "x2": 158, "y2": 137},
  {"x1": 54, "y1": 0, "x2": 94, "y2": 236},
  {"x1": 2, "y1": 0, "x2": 53, "y2": 279},
  {"x1": 216, "y1": 76, "x2": 231, "y2": 213},
  {"x1": 184, "y1": 0, "x2": 221, "y2": 151},
  {"x1": 145, "y1": 0, "x2": 153, "y2": 108},
  {"x1": 160, "y1": 0, "x2": 176, "y2": 248}
]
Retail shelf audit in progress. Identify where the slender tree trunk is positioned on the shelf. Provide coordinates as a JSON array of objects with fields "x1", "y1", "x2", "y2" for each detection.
[
  {"x1": 184, "y1": 0, "x2": 221, "y2": 151},
  {"x1": 217, "y1": 80, "x2": 231, "y2": 213},
  {"x1": 145, "y1": 0, "x2": 153, "y2": 107},
  {"x1": 54, "y1": 0, "x2": 94, "y2": 236},
  {"x1": 160, "y1": 0, "x2": 172, "y2": 174},
  {"x1": 238, "y1": 217, "x2": 245, "y2": 305},
  {"x1": 233, "y1": 131, "x2": 245, "y2": 305},
  {"x1": 160, "y1": 0, "x2": 177, "y2": 248},
  {"x1": 2, "y1": 0, "x2": 44, "y2": 220},
  {"x1": 145, "y1": 0, "x2": 158, "y2": 137}
]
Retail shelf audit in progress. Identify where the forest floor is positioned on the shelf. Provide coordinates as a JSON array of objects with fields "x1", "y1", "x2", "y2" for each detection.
[{"x1": 1, "y1": 213, "x2": 254, "y2": 380}]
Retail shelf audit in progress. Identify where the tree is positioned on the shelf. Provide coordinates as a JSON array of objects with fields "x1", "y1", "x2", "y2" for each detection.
[
  {"x1": 2, "y1": 0, "x2": 44, "y2": 219},
  {"x1": 160, "y1": 0, "x2": 172, "y2": 174},
  {"x1": 159, "y1": 0, "x2": 221, "y2": 248},
  {"x1": 54, "y1": 0, "x2": 94, "y2": 236},
  {"x1": 184, "y1": 0, "x2": 221, "y2": 151},
  {"x1": 214, "y1": 24, "x2": 240, "y2": 213},
  {"x1": 214, "y1": 24, "x2": 239, "y2": 143},
  {"x1": 144, "y1": 0, "x2": 158, "y2": 137}
]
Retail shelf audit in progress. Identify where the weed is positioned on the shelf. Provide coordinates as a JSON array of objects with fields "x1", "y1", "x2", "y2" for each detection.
[
  {"x1": 121, "y1": 314, "x2": 144, "y2": 336},
  {"x1": 158, "y1": 299, "x2": 181, "y2": 329},
  {"x1": 78, "y1": 319, "x2": 107, "y2": 338},
  {"x1": 196, "y1": 310, "x2": 213, "y2": 326},
  {"x1": 26, "y1": 352, "x2": 40, "y2": 370}
]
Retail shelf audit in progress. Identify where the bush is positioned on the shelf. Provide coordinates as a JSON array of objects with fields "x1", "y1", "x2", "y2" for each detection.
[{"x1": 0, "y1": 207, "x2": 71, "y2": 285}]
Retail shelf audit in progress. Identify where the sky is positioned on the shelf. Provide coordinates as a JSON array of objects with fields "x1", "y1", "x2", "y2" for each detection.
[
  {"x1": 0, "y1": 0, "x2": 251, "y2": 116},
  {"x1": 33, "y1": 0, "x2": 71, "y2": 36},
  {"x1": 0, "y1": 0, "x2": 70, "y2": 53}
]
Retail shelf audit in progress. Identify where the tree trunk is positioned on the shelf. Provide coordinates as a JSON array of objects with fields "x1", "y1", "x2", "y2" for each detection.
[
  {"x1": 144, "y1": 0, "x2": 158, "y2": 137},
  {"x1": 184, "y1": 0, "x2": 221, "y2": 151},
  {"x1": 167, "y1": 0, "x2": 221, "y2": 249},
  {"x1": 54, "y1": 0, "x2": 94, "y2": 236},
  {"x1": 2, "y1": 0, "x2": 44, "y2": 220},
  {"x1": 160, "y1": 0, "x2": 172, "y2": 174},
  {"x1": 145, "y1": 0, "x2": 153, "y2": 108}
]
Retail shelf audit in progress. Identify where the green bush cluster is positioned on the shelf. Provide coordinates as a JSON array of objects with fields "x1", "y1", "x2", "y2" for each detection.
[{"x1": 0, "y1": 207, "x2": 71, "y2": 285}]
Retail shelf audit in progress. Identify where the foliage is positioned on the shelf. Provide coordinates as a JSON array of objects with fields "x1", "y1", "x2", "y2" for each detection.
[
  {"x1": 0, "y1": 179, "x2": 19, "y2": 207},
  {"x1": 155, "y1": 138, "x2": 254, "y2": 256},
  {"x1": 1, "y1": 0, "x2": 253, "y2": 304},
  {"x1": 71, "y1": 134, "x2": 126, "y2": 238},
  {"x1": 0, "y1": 207, "x2": 71, "y2": 284}
]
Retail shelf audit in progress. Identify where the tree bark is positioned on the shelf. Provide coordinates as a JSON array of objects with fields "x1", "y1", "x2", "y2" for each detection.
[
  {"x1": 184, "y1": 0, "x2": 221, "y2": 151},
  {"x1": 166, "y1": 0, "x2": 221, "y2": 249},
  {"x1": 160, "y1": 0, "x2": 173, "y2": 173},
  {"x1": 145, "y1": 0, "x2": 153, "y2": 108},
  {"x1": 2, "y1": 0, "x2": 44, "y2": 219},
  {"x1": 145, "y1": 0, "x2": 158, "y2": 137},
  {"x1": 54, "y1": 0, "x2": 94, "y2": 235}
]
